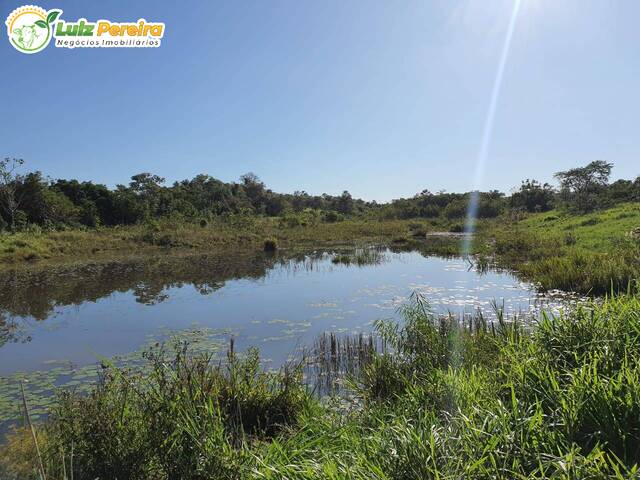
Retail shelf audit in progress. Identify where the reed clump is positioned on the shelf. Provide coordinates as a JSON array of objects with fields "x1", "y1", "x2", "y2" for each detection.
[{"x1": 330, "y1": 248, "x2": 386, "y2": 267}]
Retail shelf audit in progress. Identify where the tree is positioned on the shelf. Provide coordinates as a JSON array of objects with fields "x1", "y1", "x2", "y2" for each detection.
[
  {"x1": 174, "y1": 174, "x2": 236, "y2": 215},
  {"x1": 335, "y1": 191, "x2": 354, "y2": 214},
  {"x1": 17, "y1": 172, "x2": 79, "y2": 225},
  {"x1": 442, "y1": 198, "x2": 467, "y2": 219},
  {"x1": 555, "y1": 161, "x2": 613, "y2": 212},
  {"x1": 510, "y1": 179, "x2": 555, "y2": 212},
  {"x1": 53, "y1": 179, "x2": 117, "y2": 225},
  {"x1": 0, "y1": 157, "x2": 25, "y2": 231},
  {"x1": 129, "y1": 173, "x2": 166, "y2": 219},
  {"x1": 240, "y1": 172, "x2": 265, "y2": 212}
]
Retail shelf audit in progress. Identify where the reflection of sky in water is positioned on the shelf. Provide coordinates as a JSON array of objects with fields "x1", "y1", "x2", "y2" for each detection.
[{"x1": 0, "y1": 250, "x2": 578, "y2": 376}]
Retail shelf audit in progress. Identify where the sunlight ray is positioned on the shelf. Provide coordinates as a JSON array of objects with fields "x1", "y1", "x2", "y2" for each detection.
[{"x1": 462, "y1": 0, "x2": 522, "y2": 256}]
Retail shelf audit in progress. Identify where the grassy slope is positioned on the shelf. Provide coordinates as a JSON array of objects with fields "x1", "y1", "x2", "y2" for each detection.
[
  {"x1": 477, "y1": 203, "x2": 640, "y2": 294},
  {"x1": 517, "y1": 202, "x2": 640, "y2": 252}
]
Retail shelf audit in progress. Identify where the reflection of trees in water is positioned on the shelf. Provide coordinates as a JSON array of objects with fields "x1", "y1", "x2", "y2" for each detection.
[
  {"x1": 0, "y1": 315, "x2": 31, "y2": 347},
  {"x1": 0, "y1": 241, "x2": 459, "y2": 347},
  {"x1": 0, "y1": 247, "x2": 360, "y2": 343},
  {"x1": 0, "y1": 251, "x2": 284, "y2": 321}
]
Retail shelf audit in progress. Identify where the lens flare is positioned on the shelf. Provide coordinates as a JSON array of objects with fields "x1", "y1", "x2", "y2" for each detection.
[{"x1": 462, "y1": 0, "x2": 522, "y2": 257}]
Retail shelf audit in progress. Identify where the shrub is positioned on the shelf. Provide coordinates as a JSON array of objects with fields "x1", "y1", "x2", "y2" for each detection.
[
  {"x1": 263, "y1": 238, "x2": 278, "y2": 252},
  {"x1": 323, "y1": 211, "x2": 343, "y2": 223},
  {"x1": 43, "y1": 343, "x2": 308, "y2": 480},
  {"x1": 564, "y1": 232, "x2": 577, "y2": 245}
]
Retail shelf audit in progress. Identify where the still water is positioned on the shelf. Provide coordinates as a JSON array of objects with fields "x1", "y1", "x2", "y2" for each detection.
[{"x1": 0, "y1": 246, "x2": 574, "y2": 424}]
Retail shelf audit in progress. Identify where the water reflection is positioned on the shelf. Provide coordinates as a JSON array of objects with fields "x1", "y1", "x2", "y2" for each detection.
[
  {"x1": 0, "y1": 244, "x2": 582, "y2": 427},
  {"x1": 0, "y1": 244, "x2": 576, "y2": 361}
]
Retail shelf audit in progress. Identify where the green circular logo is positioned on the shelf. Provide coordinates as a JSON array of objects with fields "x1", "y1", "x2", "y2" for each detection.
[{"x1": 5, "y1": 6, "x2": 61, "y2": 54}]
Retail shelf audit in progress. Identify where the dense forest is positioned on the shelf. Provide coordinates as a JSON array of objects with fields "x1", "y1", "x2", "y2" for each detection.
[{"x1": 0, "y1": 158, "x2": 638, "y2": 232}]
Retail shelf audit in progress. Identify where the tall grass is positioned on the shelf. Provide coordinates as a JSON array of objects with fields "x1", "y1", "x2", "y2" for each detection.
[
  {"x1": 478, "y1": 225, "x2": 640, "y2": 294},
  {"x1": 472, "y1": 203, "x2": 640, "y2": 295},
  {"x1": 3, "y1": 293, "x2": 640, "y2": 479}
]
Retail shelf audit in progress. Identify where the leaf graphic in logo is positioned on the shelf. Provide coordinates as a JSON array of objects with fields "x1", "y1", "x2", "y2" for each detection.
[
  {"x1": 46, "y1": 11, "x2": 60, "y2": 24},
  {"x1": 35, "y1": 20, "x2": 47, "y2": 29}
]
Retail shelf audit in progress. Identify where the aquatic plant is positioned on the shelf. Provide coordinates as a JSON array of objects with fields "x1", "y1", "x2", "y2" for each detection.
[{"x1": 330, "y1": 248, "x2": 386, "y2": 267}]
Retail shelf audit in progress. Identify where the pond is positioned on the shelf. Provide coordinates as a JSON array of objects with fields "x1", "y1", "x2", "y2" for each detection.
[{"x1": 0, "y1": 244, "x2": 576, "y2": 426}]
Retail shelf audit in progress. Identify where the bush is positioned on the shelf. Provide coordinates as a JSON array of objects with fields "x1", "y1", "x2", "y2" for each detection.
[
  {"x1": 42, "y1": 343, "x2": 307, "y2": 480},
  {"x1": 407, "y1": 222, "x2": 427, "y2": 237},
  {"x1": 279, "y1": 214, "x2": 301, "y2": 228},
  {"x1": 564, "y1": 232, "x2": 577, "y2": 245},
  {"x1": 322, "y1": 211, "x2": 343, "y2": 223},
  {"x1": 141, "y1": 231, "x2": 174, "y2": 247},
  {"x1": 263, "y1": 238, "x2": 278, "y2": 252}
]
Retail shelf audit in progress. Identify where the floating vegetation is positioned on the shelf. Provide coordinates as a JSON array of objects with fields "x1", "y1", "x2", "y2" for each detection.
[
  {"x1": 309, "y1": 302, "x2": 338, "y2": 308},
  {"x1": 267, "y1": 318, "x2": 290, "y2": 325}
]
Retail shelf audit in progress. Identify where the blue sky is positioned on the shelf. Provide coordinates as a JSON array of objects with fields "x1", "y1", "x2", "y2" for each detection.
[{"x1": 1, "y1": 0, "x2": 639, "y2": 201}]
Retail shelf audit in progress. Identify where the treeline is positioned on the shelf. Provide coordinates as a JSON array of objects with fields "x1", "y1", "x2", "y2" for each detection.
[
  {"x1": 0, "y1": 161, "x2": 373, "y2": 231},
  {"x1": 384, "y1": 160, "x2": 639, "y2": 220},
  {"x1": 0, "y1": 158, "x2": 638, "y2": 232}
]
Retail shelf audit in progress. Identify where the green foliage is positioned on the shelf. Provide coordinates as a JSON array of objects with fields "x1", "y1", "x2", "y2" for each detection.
[
  {"x1": 38, "y1": 343, "x2": 307, "y2": 480},
  {"x1": 0, "y1": 163, "x2": 380, "y2": 232},
  {"x1": 555, "y1": 160, "x2": 614, "y2": 213},
  {"x1": 278, "y1": 210, "x2": 320, "y2": 228},
  {"x1": 383, "y1": 190, "x2": 505, "y2": 221},
  {"x1": 478, "y1": 203, "x2": 640, "y2": 294},
  {"x1": 510, "y1": 179, "x2": 555, "y2": 212},
  {"x1": 323, "y1": 210, "x2": 343, "y2": 223},
  {"x1": 1, "y1": 159, "x2": 636, "y2": 239},
  {"x1": 254, "y1": 294, "x2": 640, "y2": 479}
]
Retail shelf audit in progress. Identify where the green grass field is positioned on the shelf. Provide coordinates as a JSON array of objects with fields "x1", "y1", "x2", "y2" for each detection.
[
  {"x1": 475, "y1": 203, "x2": 640, "y2": 294},
  {"x1": 517, "y1": 202, "x2": 640, "y2": 251}
]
